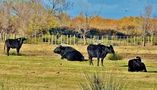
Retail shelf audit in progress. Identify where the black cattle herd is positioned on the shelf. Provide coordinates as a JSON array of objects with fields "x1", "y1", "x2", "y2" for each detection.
[{"x1": 3, "y1": 37, "x2": 147, "y2": 72}]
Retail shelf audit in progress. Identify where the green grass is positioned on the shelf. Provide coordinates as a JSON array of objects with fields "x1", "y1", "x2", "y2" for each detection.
[{"x1": 0, "y1": 43, "x2": 157, "y2": 90}]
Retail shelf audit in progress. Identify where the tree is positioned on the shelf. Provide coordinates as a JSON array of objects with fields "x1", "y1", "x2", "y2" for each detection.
[
  {"x1": 142, "y1": 5, "x2": 153, "y2": 46},
  {"x1": 149, "y1": 19, "x2": 157, "y2": 45},
  {"x1": 0, "y1": 0, "x2": 13, "y2": 34},
  {"x1": 72, "y1": 0, "x2": 94, "y2": 45},
  {"x1": 46, "y1": 0, "x2": 73, "y2": 32},
  {"x1": 46, "y1": 0, "x2": 72, "y2": 15},
  {"x1": 0, "y1": 0, "x2": 59, "y2": 36},
  {"x1": 72, "y1": 14, "x2": 89, "y2": 45}
]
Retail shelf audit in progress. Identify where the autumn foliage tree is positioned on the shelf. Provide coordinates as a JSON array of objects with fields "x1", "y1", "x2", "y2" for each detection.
[{"x1": 0, "y1": 0, "x2": 59, "y2": 36}]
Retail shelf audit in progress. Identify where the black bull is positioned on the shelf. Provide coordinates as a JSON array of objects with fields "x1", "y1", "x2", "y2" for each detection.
[
  {"x1": 54, "y1": 45, "x2": 84, "y2": 61},
  {"x1": 128, "y1": 56, "x2": 147, "y2": 72},
  {"x1": 4, "y1": 37, "x2": 27, "y2": 56},
  {"x1": 87, "y1": 44, "x2": 115, "y2": 66}
]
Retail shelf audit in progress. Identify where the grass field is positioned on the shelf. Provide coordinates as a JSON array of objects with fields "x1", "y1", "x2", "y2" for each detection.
[{"x1": 0, "y1": 43, "x2": 157, "y2": 90}]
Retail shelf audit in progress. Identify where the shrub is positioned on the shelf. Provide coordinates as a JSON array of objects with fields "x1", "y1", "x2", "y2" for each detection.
[
  {"x1": 80, "y1": 73, "x2": 126, "y2": 90},
  {"x1": 107, "y1": 53, "x2": 123, "y2": 60}
]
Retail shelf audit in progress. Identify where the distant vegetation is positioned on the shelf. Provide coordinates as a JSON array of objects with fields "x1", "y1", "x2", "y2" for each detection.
[{"x1": 0, "y1": 0, "x2": 157, "y2": 41}]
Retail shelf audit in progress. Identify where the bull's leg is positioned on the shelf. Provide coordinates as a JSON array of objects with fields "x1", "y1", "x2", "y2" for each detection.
[
  {"x1": 7, "y1": 47, "x2": 10, "y2": 56},
  {"x1": 143, "y1": 65, "x2": 147, "y2": 72},
  {"x1": 61, "y1": 53, "x2": 66, "y2": 59},
  {"x1": 61, "y1": 56, "x2": 64, "y2": 59},
  {"x1": 89, "y1": 57, "x2": 93, "y2": 65},
  {"x1": 101, "y1": 58, "x2": 104, "y2": 66},
  {"x1": 144, "y1": 69, "x2": 147, "y2": 72},
  {"x1": 97, "y1": 58, "x2": 100, "y2": 66},
  {"x1": 16, "y1": 48, "x2": 20, "y2": 55},
  {"x1": 128, "y1": 68, "x2": 130, "y2": 72}
]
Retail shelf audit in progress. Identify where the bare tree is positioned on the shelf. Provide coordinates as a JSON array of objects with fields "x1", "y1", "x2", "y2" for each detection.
[
  {"x1": 149, "y1": 19, "x2": 157, "y2": 45},
  {"x1": 73, "y1": 0, "x2": 103, "y2": 45},
  {"x1": 47, "y1": 0, "x2": 72, "y2": 15},
  {"x1": 81, "y1": 13, "x2": 90, "y2": 45},
  {"x1": 142, "y1": 5, "x2": 153, "y2": 46},
  {"x1": 74, "y1": 13, "x2": 90, "y2": 45},
  {"x1": 46, "y1": 0, "x2": 73, "y2": 31}
]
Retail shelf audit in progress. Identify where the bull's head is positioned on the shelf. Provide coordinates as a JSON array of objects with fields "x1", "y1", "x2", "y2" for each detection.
[
  {"x1": 136, "y1": 56, "x2": 141, "y2": 62},
  {"x1": 18, "y1": 37, "x2": 27, "y2": 41},
  {"x1": 17, "y1": 37, "x2": 27, "y2": 44},
  {"x1": 108, "y1": 45, "x2": 115, "y2": 54},
  {"x1": 54, "y1": 45, "x2": 63, "y2": 54}
]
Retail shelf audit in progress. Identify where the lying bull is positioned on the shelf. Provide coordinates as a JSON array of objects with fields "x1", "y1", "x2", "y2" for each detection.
[
  {"x1": 54, "y1": 45, "x2": 84, "y2": 61},
  {"x1": 4, "y1": 37, "x2": 27, "y2": 56},
  {"x1": 128, "y1": 56, "x2": 147, "y2": 72},
  {"x1": 87, "y1": 44, "x2": 115, "y2": 66}
]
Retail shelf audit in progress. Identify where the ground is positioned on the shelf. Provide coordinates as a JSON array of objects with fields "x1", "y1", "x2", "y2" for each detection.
[{"x1": 0, "y1": 43, "x2": 157, "y2": 90}]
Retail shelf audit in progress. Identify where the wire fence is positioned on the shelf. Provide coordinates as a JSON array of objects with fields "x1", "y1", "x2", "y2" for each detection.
[{"x1": 0, "y1": 33, "x2": 157, "y2": 46}]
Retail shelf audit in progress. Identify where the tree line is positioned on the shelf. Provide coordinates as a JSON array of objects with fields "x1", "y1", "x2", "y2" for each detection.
[{"x1": 0, "y1": 0, "x2": 157, "y2": 45}]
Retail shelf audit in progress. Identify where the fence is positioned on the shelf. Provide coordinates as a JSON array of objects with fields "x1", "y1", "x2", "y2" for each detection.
[{"x1": 0, "y1": 33, "x2": 157, "y2": 46}]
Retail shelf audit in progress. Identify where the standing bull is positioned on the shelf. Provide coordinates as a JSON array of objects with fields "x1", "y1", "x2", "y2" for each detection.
[
  {"x1": 54, "y1": 45, "x2": 84, "y2": 61},
  {"x1": 128, "y1": 56, "x2": 147, "y2": 72},
  {"x1": 4, "y1": 37, "x2": 27, "y2": 56},
  {"x1": 87, "y1": 44, "x2": 115, "y2": 66}
]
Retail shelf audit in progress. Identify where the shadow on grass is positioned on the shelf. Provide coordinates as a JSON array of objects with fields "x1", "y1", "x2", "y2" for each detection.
[
  {"x1": 83, "y1": 59, "x2": 88, "y2": 61},
  {"x1": 3, "y1": 53, "x2": 29, "y2": 56},
  {"x1": 120, "y1": 65, "x2": 157, "y2": 73},
  {"x1": 120, "y1": 65, "x2": 153, "y2": 68},
  {"x1": 120, "y1": 65, "x2": 128, "y2": 67},
  {"x1": 5, "y1": 53, "x2": 50, "y2": 56},
  {"x1": 66, "y1": 59, "x2": 88, "y2": 62},
  {"x1": 147, "y1": 71, "x2": 157, "y2": 73}
]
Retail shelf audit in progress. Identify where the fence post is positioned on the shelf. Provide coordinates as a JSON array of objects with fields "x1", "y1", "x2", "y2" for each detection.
[
  {"x1": 66, "y1": 35, "x2": 69, "y2": 44},
  {"x1": 14, "y1": 34, "x2": 16, "y2": 39},
  {"x1": 4, "y1": 33, "x2": 6, "y2": 40},
  {"x1": 101, "y1": 36, "x2": 104, "y2": 44},
  {"x1": 35, "y1": 31, "x2": 37, "y2": 44},
  {"x1": 92, "y1": 36, "x2": 95, "y2": 44},
  {"x1": 147, "y1": 36, "x2": 149, "y2": 45},
  {"x1": 73, "y1": 35, "x2": 76, "y2": 45},
  {"x1": 3, "y1": 33, "x2": 5, "y2": 41},
  {"x1": 90, "y1": 36, "x2": 92, "y2": 44},
  {"x1": 0, "y1": 33, "x2": 1, "y2": 42},
  {"x1": 48, "y1": 34, "x2": 50, "y2": 44},
  {"x1": 126, "y1": 36, "x2": 129, "y2": 46},
  {"x1": 54, "y1": 35, "x2": 56, "y2": 45},
  {"x1": 151, "y1": 35, "x2": 153, "y2": 45},
  {"x1": 133, "y1": 36, "x2": 136, "y2": 45},
  {"x1": 60, "y1": 35, "x2": 62, "y2": 44},
  {"x1": 69, "y1": 35, "x2": 71, "y2": 45},
  {"x1": 51, "y1": 35, "x2": 53, "y2": 45},
  {"x1": 55, "y1": 35, "x2": 57, "y2": 45},
  {"x1": 1, "y1": 33, "x2": 3, "y2": 41}
]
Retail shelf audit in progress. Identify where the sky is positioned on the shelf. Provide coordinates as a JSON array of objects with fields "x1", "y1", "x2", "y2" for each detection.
[{"x1": 66, "y1": 0, "x2": 157, "y2": 19}]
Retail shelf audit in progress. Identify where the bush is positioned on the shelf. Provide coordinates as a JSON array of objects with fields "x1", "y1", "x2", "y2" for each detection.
[
  {"x1": 80, "y1": 73, "x2": 127, "y2": 90},
  {"x1": 107, "y1": 53, "x2": 123, "y2": 60}
]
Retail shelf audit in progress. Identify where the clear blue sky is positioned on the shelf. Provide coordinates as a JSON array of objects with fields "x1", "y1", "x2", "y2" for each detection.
[
  {"x1": 66, "y1": 0, "x2": 157, "y2": 19},
  {"x1": 43, "y1": 0, "x2": 157, "y2": 19}
]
